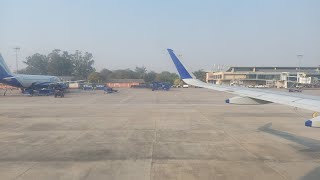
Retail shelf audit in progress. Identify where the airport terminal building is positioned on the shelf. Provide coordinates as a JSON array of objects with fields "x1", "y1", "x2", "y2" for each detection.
[{"x1": 206, "y1": 67, "x2": 320, "y2": 88}]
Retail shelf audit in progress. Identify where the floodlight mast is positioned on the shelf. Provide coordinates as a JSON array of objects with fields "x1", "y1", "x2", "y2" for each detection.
[{"x1": 13, "y1": 47, "x2": 20, "y2": 73}]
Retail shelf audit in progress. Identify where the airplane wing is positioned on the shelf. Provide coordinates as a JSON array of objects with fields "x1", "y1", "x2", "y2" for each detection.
[{"x1": 167, "y1": 49, "x2": 320, "y2": 128}]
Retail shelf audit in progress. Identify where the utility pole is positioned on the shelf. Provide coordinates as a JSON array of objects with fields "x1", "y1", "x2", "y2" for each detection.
[{"x1": 13, "y1": 47, "x2": 20, "y2": 73}]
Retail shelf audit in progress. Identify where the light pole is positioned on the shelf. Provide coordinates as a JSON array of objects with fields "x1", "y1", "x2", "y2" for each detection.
[{"x1": 13, "y1": 47, "x2": 20, "y2": 73}]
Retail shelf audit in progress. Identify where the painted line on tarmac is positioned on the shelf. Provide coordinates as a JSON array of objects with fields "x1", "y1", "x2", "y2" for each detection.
[{"x1": 119, "y1": 95, "x2": 135, "y2": 103}]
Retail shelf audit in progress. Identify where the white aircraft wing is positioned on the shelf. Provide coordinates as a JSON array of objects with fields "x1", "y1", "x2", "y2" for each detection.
[{"x1": 167, "y1": 49, "x2": 320, "y2": 128}]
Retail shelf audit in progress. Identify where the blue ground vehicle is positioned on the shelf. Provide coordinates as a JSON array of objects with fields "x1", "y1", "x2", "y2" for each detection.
[
  {"x1": 103, "y1": 86, "x2": 118, "y2": 94},
  {"x1": 82, "y1": 84, "x2": 94, "y2": 90},
  {"x1": 95, "y1": 84, "x2": 105, "y2": 90},
  {"x1": 151, "y1": 82, "x2": 171, "y2": 91}
]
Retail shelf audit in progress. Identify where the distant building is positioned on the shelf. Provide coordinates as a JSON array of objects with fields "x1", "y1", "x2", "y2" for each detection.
[
  {"x1": 206, "y1": 67, "x2": 320, "y2": 88},
  {"x1": 106, "y1": 79, "x2": 145, "y2": 88}
]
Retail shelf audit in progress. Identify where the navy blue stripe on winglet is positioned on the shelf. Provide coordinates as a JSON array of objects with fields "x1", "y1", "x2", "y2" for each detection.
[{"x1": 167, "y1": 49, "x2": 192, "y2": 79}]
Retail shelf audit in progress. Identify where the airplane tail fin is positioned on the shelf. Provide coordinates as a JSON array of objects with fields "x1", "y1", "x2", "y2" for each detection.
[
  {"x1": 0, "y1": 54, "x2": 12, "y2": 79},
  {"x1": 167, "y1": 49, "x2": 196, "y2": 79}
]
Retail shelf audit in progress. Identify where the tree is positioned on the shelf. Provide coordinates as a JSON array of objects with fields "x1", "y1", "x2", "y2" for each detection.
[
  {"x1": 173, "y1": 78, "x2": 183, "y2": 86},
  {"x1": 100, "y1": 68, "x2": 113, "y2": 82},
  {"x1": 71, "y1": 51, "x2": 95, "y2": 80},
  {"x1": 20, "y1": 53, "x2": 49, "y2": 75},
  {"x1": 156, "y1": 71, "x2": 179, "y2": 84},
  {"x1": 144, "y1": 71, "x2": 157, "y2": 83},
  {"x1": 16, "y1": 68, "x2": 28, "y2": 74},
  {"x1": 18, "y1": 49, "x2": 95, "y2": 78},
  {"x1": 88, "y1": 72, "x2": 103, "y2": 83},
  {"x1": 110, "y1": 69, "x2": 139, "y2": 79},
  {"x1": 193, "y1": 69, "x2": 206, "y2": 82},
  {"x1": 135, "y1": 66, "x2": 147, "y2": 79},
  {"x1": 48, "y1": 49, "x2": 73, "y2": 76}
]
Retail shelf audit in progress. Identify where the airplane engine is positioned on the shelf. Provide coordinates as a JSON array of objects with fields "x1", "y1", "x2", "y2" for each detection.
[
  {"x1": 305, "y1": 116, "x2": 320, "y2": 128},
  {"x1": 225, "y1": 96, "x2": 271, "y2": 105}
]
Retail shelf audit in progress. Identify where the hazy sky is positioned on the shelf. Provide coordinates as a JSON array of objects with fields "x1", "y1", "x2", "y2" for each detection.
[{"x1": 1, "y1": 0, "x2": 320, "y2": 73}]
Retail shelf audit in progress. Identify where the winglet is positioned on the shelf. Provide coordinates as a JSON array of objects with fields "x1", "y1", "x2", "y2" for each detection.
[{"x1": 167, "y1": 49, "x2": 193, "y2": 79}]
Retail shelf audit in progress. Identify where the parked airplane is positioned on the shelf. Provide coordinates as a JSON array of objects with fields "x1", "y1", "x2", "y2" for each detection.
[
  {"x1": 167, "y1": 49, "x2": 320, "y2": 128},
  {"x1": 0, "y1": 54, "x2": 61, "y2": 91}
]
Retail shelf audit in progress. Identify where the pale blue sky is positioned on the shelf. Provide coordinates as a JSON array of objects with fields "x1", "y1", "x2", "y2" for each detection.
[{"x1": 1, "y1": 0, "x2": 320, "y2": 72}]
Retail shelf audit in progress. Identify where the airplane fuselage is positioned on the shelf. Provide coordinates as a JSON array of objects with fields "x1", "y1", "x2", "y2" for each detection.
[{"x1": 0, "y1": 74, "x2": 60, "y2": 88}]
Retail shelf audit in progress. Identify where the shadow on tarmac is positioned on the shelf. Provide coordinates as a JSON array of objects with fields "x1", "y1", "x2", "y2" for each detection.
[
  {"x1": 258, "y1": 123, "x2": 320, "y2": 152},
  {"x1": 301, "y1": 167, "x2": 320, "y2": 180},
  {"x1": 259, "y1": 123, "x2": 320, "y2": 180}
]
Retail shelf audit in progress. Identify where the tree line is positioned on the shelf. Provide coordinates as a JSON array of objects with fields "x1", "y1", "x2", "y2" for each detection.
[
  {"x1": 18, "y1": 49, "x2": 95, "y2": 80},
  {"x1": 89, "y1": 67, "x2": 181, "y2": 84},
  {"x1": 19, "y1": 50, "x2": 206, "y2": 84}
]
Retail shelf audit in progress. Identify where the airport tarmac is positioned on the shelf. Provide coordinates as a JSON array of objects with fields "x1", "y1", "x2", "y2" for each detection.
[{"x1": 0, "y1": 88, "x2": 320, "y2": 180}]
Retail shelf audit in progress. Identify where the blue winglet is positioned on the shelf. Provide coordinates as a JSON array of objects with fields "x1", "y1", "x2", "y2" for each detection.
[{"x1": 167, "y1": 49, "x2": 193, "y2": 79}]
